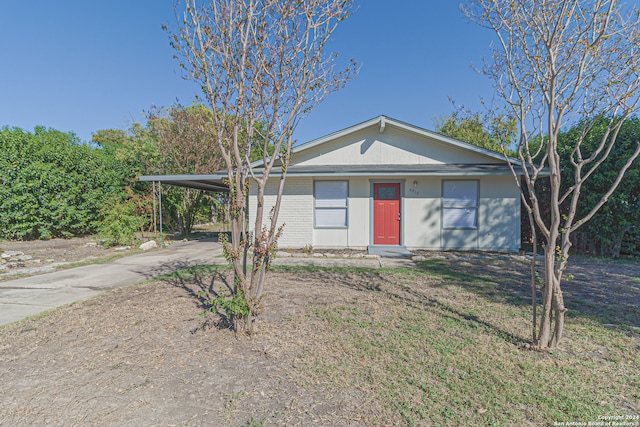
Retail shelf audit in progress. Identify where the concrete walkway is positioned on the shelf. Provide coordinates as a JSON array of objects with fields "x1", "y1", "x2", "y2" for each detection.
[
  {"x1": 0, "y1": 239, "x2": 224, "y2": 327},
  {"x1": 0, "y1": 240, "x2": 417, "y2": 327},
  {"x1": 272, "y1": 256, "x2": 416, "y2": 269}
]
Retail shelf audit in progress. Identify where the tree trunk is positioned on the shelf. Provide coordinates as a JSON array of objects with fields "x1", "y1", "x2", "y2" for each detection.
[
  {"x1": 609, "y1": 227, "x2": 629, "y2": 259},
  {"x1": 536, "y1": 246, "x2": 567, "y2": 350},
  {"x1": 182, "y1": 189, "x2": 193, "y2": 236},
  {"x1": 550, "y1": 282, "x2": 566, "y2": 348},
  {"x1": 536, "y1": 251, "x2": 554, "y2": 349},
  {"x1": 529, "y1": 235, "x2": 538, "y2": 344}
]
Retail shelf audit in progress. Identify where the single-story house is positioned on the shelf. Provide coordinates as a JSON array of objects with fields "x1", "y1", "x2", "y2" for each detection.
[{"x1": 249, "y1": 115, "x2": 522, "y2": 252}]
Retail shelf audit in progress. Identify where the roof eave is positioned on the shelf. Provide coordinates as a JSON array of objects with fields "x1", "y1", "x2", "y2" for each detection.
[{"x1": 280, "y1": 171, "x2": 522, "y2": 177}]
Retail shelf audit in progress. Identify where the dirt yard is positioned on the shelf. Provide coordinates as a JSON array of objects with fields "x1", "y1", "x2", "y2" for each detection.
[
  {"x1": 0, "y1": 238, "x2": 638, "y2": 425},
  {"x1": 0, "y1": 237, "x2": 136, "y2": 281},
  {"x1": 0, "y1": 266, "x2": 378, "y2": 425}
]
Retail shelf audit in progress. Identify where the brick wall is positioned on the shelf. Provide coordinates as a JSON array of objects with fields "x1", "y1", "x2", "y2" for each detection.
[{"x1": 248, "y1": 177, "x2": 313, "y2": 248}]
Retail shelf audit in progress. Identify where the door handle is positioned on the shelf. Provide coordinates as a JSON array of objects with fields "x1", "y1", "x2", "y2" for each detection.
[{"x1": 398, "y1": 213, "x2": 401, "y2": 221}]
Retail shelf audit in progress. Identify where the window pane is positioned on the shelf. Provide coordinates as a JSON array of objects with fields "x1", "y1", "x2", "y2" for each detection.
[
  {"x1": 377, "y1": 186, "x2": 397, "y2": 200},
  {"x1": 443, "y1": 208, "x2": 477, "y2": 228},
  {"x1": 315, "y1": 181, "x2": 348, "y2": 227},
  {"x1": 443, "y1": 181, "x2": 477, "y2": 208},
  {"x1": 316, "y1": 208, "x2": 347, "y2": 227},
  {"x1": 315, "y1": 181, "x2": 347, "y2": 208}
]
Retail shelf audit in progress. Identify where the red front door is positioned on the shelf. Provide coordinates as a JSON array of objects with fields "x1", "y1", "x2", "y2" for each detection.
[{"x1": 374, "y1": 183, "x2": 400, "y2": 245}]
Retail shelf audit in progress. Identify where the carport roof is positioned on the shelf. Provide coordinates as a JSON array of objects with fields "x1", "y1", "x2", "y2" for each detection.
[{"x1": 138, "y1": 174, "x2": 229, "y2": 192}]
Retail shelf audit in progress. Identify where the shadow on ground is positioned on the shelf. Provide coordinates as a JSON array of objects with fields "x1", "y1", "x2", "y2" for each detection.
[
  {"x1": 152, "y1": 263, "x2": 233, "y2": 329},
  {"x1": 414, "y1": 256, "x2": 640, "y2": 330}
]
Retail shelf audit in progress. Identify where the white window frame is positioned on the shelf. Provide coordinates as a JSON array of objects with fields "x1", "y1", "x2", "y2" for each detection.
[
  {"x1": 314, "y1": 180, "x2": 348, "y2": 228},
  {"x1": 442, "y1": 180, "x2": 478, "y2": 229}
]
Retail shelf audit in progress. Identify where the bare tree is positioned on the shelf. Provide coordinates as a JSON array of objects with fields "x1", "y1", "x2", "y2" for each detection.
[
  {"x1": 167, "y1": 0, "x2": 357, "y2": 332},
  {"x1": 464, "y1": 0, "x2": 640, "y2": 349}
]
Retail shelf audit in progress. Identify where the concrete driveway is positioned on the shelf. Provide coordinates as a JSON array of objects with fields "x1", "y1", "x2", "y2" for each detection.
[
  {"x1": 0, "y1": 239, "x2": 223, "y2": 327},
  {"x1": 0, "y1": 239, "x2": 419, "y2": 327}
]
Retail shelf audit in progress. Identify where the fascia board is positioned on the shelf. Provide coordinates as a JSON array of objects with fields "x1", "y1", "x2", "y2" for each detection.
[
  {"x1": 139, "y1": 173, "x2": 227, "y2": 181},
  {"x1": 270, "y1": 170, "x2": 525, "y2": 177}
]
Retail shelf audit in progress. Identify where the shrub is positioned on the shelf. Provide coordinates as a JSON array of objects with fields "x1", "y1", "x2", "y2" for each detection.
[
  {"x1": 97, "y1": 197, "x2": 140, "y2": 247},
  {"x1": 0, "y1": 126, "x2": 131, "y2": 239}
]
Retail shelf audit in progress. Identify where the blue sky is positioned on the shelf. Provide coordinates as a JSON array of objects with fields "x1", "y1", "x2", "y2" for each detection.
[{"x1": 0, "y1": 1, "x2": 497, "y2": 145}]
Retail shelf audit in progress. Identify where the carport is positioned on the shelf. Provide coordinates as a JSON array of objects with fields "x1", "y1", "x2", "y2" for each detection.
[{"x1": 139, "y1": 174, "x2": 229, "y2": 236}]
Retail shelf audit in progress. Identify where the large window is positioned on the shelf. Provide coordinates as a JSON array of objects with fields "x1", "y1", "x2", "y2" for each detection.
[
  {"x1": 442, "y1": 180, "x2": 478, "y2": 228},
  {"x1": 314, "y1": 181, "x2": 348, "y2": 227}
]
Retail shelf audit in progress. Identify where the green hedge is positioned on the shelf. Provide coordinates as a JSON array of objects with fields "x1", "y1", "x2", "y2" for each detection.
[{"x1": 0, "y1": 126, "x2": 131, "y2": 240}]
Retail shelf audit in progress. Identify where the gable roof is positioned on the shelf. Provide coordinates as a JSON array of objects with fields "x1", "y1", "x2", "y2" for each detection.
[
  {"x1": 139, "y1": 116, "x2": 527, "y2": 191},
  {"x1": 292, "y1": 115, "x2": 516, "y2": 163}
]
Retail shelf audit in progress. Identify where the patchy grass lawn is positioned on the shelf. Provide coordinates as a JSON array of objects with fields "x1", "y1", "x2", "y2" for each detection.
[
  {"x1": 0, "y1": 256, "x2": 638, "y2": 426},
  {"x1": 285, "y1": 260, "x2": 640, "y2": 426}
]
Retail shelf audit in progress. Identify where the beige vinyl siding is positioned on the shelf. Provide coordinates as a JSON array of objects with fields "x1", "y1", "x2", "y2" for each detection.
[
  {"x1": 251, "y1": 175, "x2": 520, "y2": 251},
  {"x1": 294, "y1": 126, "x2": 504, "y2": 167}
]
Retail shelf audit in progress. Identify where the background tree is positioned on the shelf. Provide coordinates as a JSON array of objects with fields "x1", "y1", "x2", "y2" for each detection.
[
  {"x1": 146, "y1": 104, "x2": 273, "y2": 234},
  {"x1": 559, "y1": 115, "x2": 640, "y2": 258},
  {"x1": 93, "y1": 104, "x2": 231, "y2": 239},
  {"x1": 168, "y1": 0, "x2": 357, "y2": 332},
  {"x1": 0, "y1": 126, "x2": 129, "y2": 240},
  {"x1": 146, "y1": 104, "x2": 224, "y2": 235},
  {"x1": 464, "y1": 0, "x2": 640, "y2": 349},
  {"x1": 435, "y1": 106, "x2": 517, "y2": 153},
  {"x1": 91, "y1": 127, "x2": 156, "y2": 245}
]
